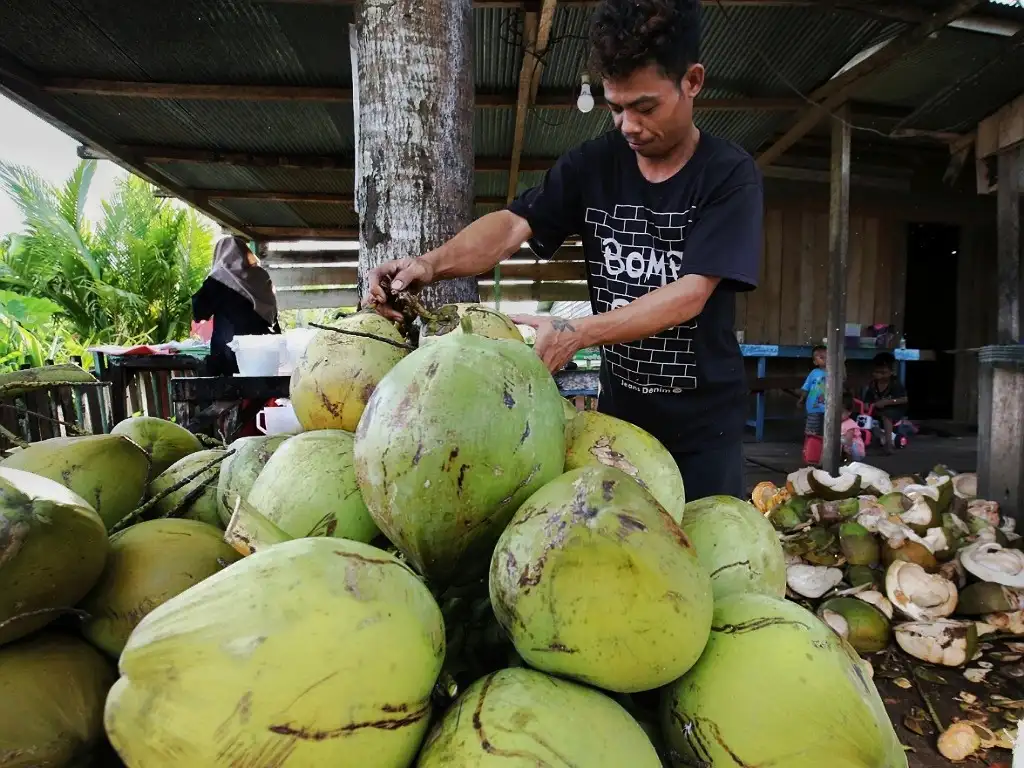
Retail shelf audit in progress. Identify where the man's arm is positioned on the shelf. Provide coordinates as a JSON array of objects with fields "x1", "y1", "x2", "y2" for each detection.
[
  {"x1": 514, "y1": 275, "x2": 718, "y2": 373},
  {"x1": 421, "y1": 211, "x2": 531, "y2": 282}
]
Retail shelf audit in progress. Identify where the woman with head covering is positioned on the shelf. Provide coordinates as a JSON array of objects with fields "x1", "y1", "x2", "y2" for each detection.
[{"x1": 192, "y1": 235, "x2": 280, "y2": 376}]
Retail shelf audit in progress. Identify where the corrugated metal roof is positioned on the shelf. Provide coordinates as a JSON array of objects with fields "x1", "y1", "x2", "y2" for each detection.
[{"x1": 1, "y1": 0, "x2": 1022, "y2": 238}]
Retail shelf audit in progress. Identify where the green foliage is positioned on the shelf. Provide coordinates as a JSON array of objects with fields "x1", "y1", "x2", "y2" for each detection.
[{"x1": 0, "y1": 161, "x2": 214, "y2": 370}]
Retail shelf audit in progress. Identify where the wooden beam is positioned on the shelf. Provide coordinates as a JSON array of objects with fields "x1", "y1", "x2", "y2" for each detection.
[
  {"x1": 822, "y1": 103, "x2": 851, "y2": 474},
  {"x1": 45, "y1": 77, "x2": 802, "y2": 112},
  {"x1": 508, "y1": 6, "x2": 547, "y2": 203},
  {"x1": 479, "y1": 282, "x2": 590, "y2": 302},
  {"x1": 265, "y1": 259, "x2": 586, "y2": 287},
  {"x1": 276, "y1": 288, "x2": 358, "y2": 311},
  {"x1": 997, "y1": 146, "x2": 1022, "y2": 343},
  {"x1": 262, "y1": 244, "x2": 584, "y2": 264},
  {"x1": 200, "y1": 189, "x2": 507, "y2": 206},
  {"x1": 44, "y1": 79, "x2": 354, "y2": 102},
  {"x1": 756, "y1": 0, "x2": 984, "y2": 168},
  {"x1": 249, "y1": 226, "x2": 359, "y2": 239}
]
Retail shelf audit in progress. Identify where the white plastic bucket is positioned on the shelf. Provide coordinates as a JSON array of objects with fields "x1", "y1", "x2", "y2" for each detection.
[
  {"x1": 256, "y1": 401, "x2": 302, "y2": 435},
  {"x1": 228, "y1": 335, "x2": 283, "y2": 377},
  {"x1": 281, "y1": 328, "x2": 317, "y2": 374}
]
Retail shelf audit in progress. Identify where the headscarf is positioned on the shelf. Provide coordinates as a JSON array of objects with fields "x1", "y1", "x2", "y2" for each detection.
[{"x1": 208, "y1": 235, "x2": 278, "y2": 325}]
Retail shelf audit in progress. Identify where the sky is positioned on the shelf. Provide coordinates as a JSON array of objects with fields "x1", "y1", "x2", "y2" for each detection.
[{"x1": 0, "y1": 94, "x2": 125, "y2": 233}]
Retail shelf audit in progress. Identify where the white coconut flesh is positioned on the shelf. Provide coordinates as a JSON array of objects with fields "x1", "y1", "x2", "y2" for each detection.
[
  {"x1": 900, "y1": 497, "x2": 937, "y2": 530},
  {"x1": 885, "y1": 561, "x2": 958, "y2": 620},
  {"x1": 960, "y1": 542, "x2": 1024, "y2": 587},
  {"x1": 983, "y1": 611, "x2": 1024, "y2": 635},
  {"x1": 967, "y1": 499, "x2": 1001, "y2": 527},
  {"x1": 863, "y1": 514, "x2": 933, "y2": 552},
  {"x1": 893, "y1": 619, "x2": 976, "y2": 666},
  {"x1": 821, "y1": 609, "x2": 850, "y2": 639},
  {"x1": 856, "y1": 590, "x2": 895, "y2": 620},
  {"x1": 786, "y1": 467, "x2": 814, "y2": 497},
  {"x1": 1003, "y1": 516, "x2": 1018, "y2": 535},
  {"x1": 903, "y1": 484, "x2": 941, "y2": 503},
  {"x1": 953, "y1": 473, "x2": 978, "y2": 500},
  {"x1": 840, "y1": 462, "x2": 893, "y2": 496},
  {"x1": 809, "y1": 468, "x2": 860, "y2": 496},
  {"x1": 786, "y1": 564, "x2": 843, "y2": 599},
  {"x1": 922, "y1": 527, "x2": 950, "y2": 555}
]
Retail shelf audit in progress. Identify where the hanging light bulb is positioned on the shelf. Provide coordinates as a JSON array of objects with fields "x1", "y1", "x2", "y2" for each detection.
[{"x1": 577, "y1": 73, "x2": 595, "y2": 114}]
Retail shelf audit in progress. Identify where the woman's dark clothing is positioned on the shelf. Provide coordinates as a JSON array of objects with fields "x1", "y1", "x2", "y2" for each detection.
[{"x1": 192, "y1": 277, "x2": 280, "y2": 376}]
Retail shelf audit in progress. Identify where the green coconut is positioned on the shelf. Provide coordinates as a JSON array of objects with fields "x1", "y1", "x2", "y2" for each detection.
[
  {"x1": 0, "y1": 434, "x2": 150, "y2": 530},
  {"x1": 847, "y1": 565, "x2": 884, "y2": 590},
  {"x1": 0, "y1": 633, "x2": 115, "y2": 766},
  {"x1": 0, "y1": 467, "x2": 109, "y2": 646},
  {"x1": 788, "y1": 467, "x2": 861, "y2": 500},
  {"x1": 355, "y1": 332, "x2": 566, "y2": 582},
  {"x1": 489, "y1": 465, "x2": 713, "y2": 693},
  {"x1": 147, "y1": 449, "x2": 226, "y2": 528},
  {"x1": 839, "y1": 521, "x2": 880, "y2": 567},
  {"x1": 215, "y1": 435, "x2": 289, "y2": 526},
  {"x1": 290, "y1": 311, "x2": 409, "y2": 433},
  {"x1": 79, "y1": 518, "x2": 241, "y2": 657},
  {"x1": 957, "y1": 582, "x2": 1024, "y2": 615},
  {"x1": 418, "y1": 668, "x2": 661, "y2": 767},
  {"x1": 418, "y1": 303, "x2": 526, "y2": 345},
  {"x1": 882, "y1": 539, "x2": 939, "y2": 572},
  {"x1": 795, "y1": 527, "x2": 843, "y2": 567},
  {"x1": 817, "y1": 596, "x2": 891, "y2": 654},
  {"x1": 561, "y1": 397, "x2": 578, "y2": 421},
  {"x1": 877, "y1": 492, "x2": 910, "y2": 516},
  {"x1": 111, "y1": 416, "x2": 203, "y2": 478},
  {"x1": 565, "y1": 410, "x2": 686, "y2": 523},
  {"x1": 680, "y1": 495, "x2": 786, "y2": 600},
  {"x1": 768, "y1": 497, "x2": 808, "y2": 530},
  {"x1": 104, "y1": 538, "x2": 444, "y2": 767},
  {"x1": 661, "y1": 593, "x2": 907, "y2": 768},
  {"x1": 246, "y1": 430, "x2": 377, "y2": 542}
]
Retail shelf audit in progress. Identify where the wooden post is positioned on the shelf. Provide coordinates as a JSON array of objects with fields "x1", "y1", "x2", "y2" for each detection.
[
  {"x1": 997, "y1": 146, "x2": 1022, "y2": 343},
  {"x1": 355, "y1": 0, "x2": 479, "y2": 308},
  {"x1": 822, "y1": 105, "x2": 851, "y2": 474}
]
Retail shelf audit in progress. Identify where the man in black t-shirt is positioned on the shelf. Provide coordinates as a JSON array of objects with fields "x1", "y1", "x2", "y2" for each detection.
[
  {"x1": 366, "y1": 0, "x2": 762, "y2": 500},
  {"x1": 861, "y1": 353, "x2": 909, "y2": 454}
]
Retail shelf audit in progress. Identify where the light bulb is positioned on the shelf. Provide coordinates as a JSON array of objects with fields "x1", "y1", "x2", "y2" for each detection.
[{"x1": 577, "y1": 83, "x2": 595, "y2": 113}]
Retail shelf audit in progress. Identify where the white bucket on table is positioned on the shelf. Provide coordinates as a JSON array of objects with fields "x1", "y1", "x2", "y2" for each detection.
[
  {"x1": 280, "y1": 328, "x2": 318, "y2": 374},
  {"x1": 227, "y1": 335, "x2": 284, "y2": 377}
]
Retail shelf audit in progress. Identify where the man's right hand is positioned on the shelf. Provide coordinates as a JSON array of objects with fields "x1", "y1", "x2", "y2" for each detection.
[{"x1": 365, "y1": 257, "x2": 435, "y2": 321}]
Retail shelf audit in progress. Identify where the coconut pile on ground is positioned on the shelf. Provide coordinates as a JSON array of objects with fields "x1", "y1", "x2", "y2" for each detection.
[{"x1": 1, "y1": 312, "x2": 910, "y2": 768}]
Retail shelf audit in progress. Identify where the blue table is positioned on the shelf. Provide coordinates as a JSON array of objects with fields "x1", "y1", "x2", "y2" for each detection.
[{"x1": 743, "y1": 345, "x2": 935, "y2": 442}]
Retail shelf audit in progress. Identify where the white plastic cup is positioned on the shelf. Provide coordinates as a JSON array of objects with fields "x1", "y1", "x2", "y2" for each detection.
[{"x1": 256, "y1": 402, "x2": 302, "y2": 435}]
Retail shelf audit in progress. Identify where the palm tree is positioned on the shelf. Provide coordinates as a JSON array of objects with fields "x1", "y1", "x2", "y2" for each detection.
[{"x1": 0, "y1": 161, "x2": 214, "y2": 364}]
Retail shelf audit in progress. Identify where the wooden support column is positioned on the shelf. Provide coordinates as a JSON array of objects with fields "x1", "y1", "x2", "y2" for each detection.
[
  {"x1": 355, "y1": 0, "x2": 478, "y2": 307},
  {"x1": 822, "y1": 105, "x2": 851, "y2": 475},
  {"x1": 997, "y1": 146, "x2": 1022, "y2": 343}
]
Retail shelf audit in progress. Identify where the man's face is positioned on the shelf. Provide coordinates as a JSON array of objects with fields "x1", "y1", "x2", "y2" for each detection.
[
  {"x1": 603, "y1": 62, "x2": 704, "y2": 159},
  {"x1": 873, "y1": 366, "x2": 891, "y2": 383}
]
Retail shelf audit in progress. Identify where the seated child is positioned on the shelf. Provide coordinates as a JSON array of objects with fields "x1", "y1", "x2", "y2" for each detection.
[
  {"x1": 797, "y1": 345, "x2": 827, "y2": 439},
  {"x1": 841, "y1": 394, "x2": 865, "y2": 462},
  {"x1": 861, "y1": 352, "x2": 909, "y2": 454}
]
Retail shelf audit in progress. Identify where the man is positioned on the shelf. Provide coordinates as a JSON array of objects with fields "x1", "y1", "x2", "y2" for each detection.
[
  {"x1": 862, "y1": 352, "x2": 909, "y2": 454},
  {"x1": 367, "y1": 0, "x2": 762, "y2": 500}
]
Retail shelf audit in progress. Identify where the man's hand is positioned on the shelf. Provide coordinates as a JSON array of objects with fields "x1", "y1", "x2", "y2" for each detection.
[
  {"x1": 511, "y1": 315, "x2": 586, "y2": 374},
  {"x1": 364, "y1": 258, "x2": 435, "y2": 321}
]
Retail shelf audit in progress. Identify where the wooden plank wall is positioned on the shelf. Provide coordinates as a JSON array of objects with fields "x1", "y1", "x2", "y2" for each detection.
[{"x1": 736, "y1": 203, "x2": 908, "y2": 345}]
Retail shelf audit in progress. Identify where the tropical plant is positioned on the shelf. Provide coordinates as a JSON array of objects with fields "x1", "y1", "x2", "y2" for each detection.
[{"x1": 0, "y1": 161, "x2": 214, "y2": 369}]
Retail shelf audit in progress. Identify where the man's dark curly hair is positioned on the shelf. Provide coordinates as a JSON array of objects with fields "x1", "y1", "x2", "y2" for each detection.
[{"x1": 588, "y1": 0, "x2": 701, "y2": 82}]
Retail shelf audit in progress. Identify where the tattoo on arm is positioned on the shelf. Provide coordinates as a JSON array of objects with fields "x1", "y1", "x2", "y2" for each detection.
[{"x1": 551, "y1": 318, "x2": 576, "y2": 332}]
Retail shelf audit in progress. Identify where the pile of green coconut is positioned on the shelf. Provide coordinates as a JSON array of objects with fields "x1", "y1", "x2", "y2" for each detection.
[{"x1": 1, "y1": 304, "x2": 910, "y2": 768}]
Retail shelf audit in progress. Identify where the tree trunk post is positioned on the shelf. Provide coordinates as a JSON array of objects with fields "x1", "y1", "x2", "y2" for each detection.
[{"x1": 355, "y1": 0, "x2": 479, "y2": 309}]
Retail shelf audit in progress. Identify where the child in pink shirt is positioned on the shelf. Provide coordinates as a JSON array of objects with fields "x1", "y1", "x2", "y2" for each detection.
[{"x1": 841, "y1": 395, "x2": 865, "y2": 462}]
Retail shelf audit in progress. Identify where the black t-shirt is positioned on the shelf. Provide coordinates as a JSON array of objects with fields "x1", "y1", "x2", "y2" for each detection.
[
  {"x1": 507, "y1": 130, "x2": 762, "y2": 454},
  {"x1": 192, "y1": 277, "x2": 280, "y2": 376},
  {"x1": 862, "y1": 378, "x2": 908, "y2": 421}
]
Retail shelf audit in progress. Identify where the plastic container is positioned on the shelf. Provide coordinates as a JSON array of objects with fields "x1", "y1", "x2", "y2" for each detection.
[
  {"x1": 280, "y1": 328, "x2": 317, "y2": 374},
  {"x1": 256, "y1": 400, "x2": 302, "y2": 435},
  {"x1": 227, "y1": 335, "x2": 283, "y2": 377}
]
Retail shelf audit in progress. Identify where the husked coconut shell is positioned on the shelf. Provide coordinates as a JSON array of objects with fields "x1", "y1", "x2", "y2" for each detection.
[
  {"x1": 79, "y1": 518, "x2": 241, "y2": 657},
  {"x1": 681, "y1": 495, "x2": 786, "y2": 600},
  {"x1": 489, "y1": 466, "x2": 713, "y2": 693},
  {"x1": 418, "y1": 668, "x2": 660, "y2": 767},
  {"x1": 215, "y1": 435, "x2": 288, "y2": 526},
  {"x1": 290, "y1": 312, "x2": 408, "y2": 433},
  {"x1": 111, "y1": 416, "x2": 202, "y2": 478},
  {"x1": 960, "y1": 541, "x2": 1024, "y2": 587},
  {"x1": 0, "y1": 434, "x2": 150, "y2": 531},
  {"x1": 893, "y1": 619, "x2": 977, "y2": 666},
  {"x1": 0, "y1": 633, "x2": 114, "y2": 766},
  {"x1": 786, "y1": 564, "x2": 843, "y2": 599},
  {"x1": 817, "y1": 597, "x2": 891, "y2": 654},
  {"x1": 0, "y1": 467, "x2": 109, "y2": 645},
  {"x1": 662, "y1": 593, "x2": 907, "y2": 768},
  {"x1": 885, "y1": 561, "x2": 958, "y2": 621},
  {"x1": 565, "y1": 410, "x2": 686, "y2": 523},
  {"x1": 953, "y1": 473, "x2": 978, "y2": 500},
  {"x1": 957, "y1": 582, "x2": 1024, "y2": 615},
  {"x1": 840, "y1": 462, "x2": 893, "y2": 496}
]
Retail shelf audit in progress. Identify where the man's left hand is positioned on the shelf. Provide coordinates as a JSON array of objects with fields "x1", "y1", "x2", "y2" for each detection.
[{"x1": 510, "y1": 315, "x2": 585, "y2": 374}]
